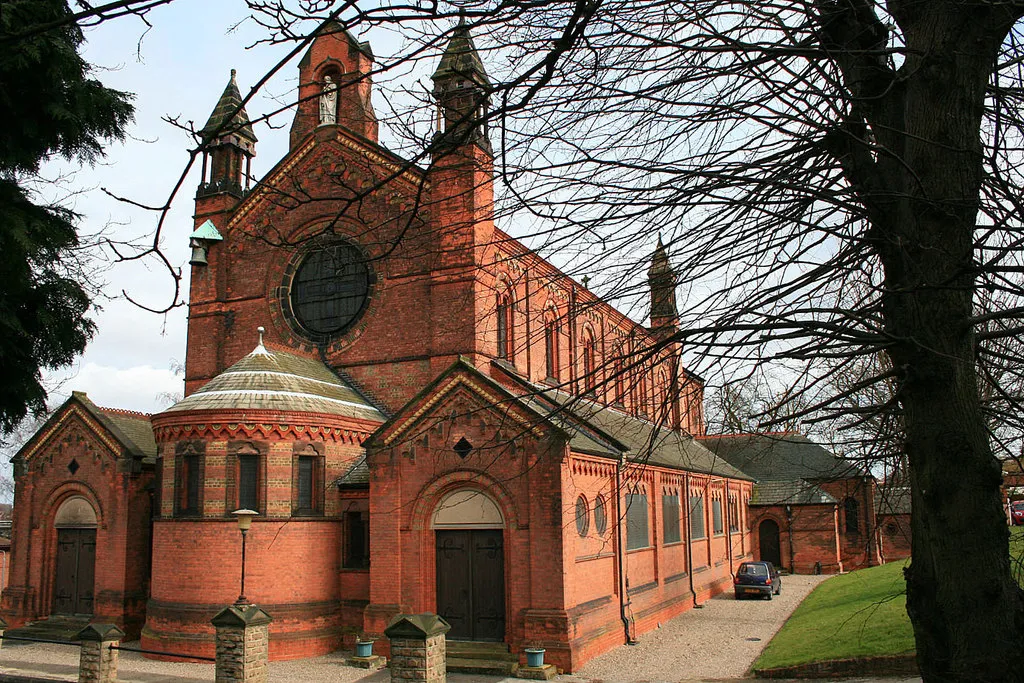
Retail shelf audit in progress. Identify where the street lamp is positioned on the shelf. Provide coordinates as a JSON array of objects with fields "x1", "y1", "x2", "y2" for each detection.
[{"x1": 232, "y1": 508, "x2": 259, "y2": 605}]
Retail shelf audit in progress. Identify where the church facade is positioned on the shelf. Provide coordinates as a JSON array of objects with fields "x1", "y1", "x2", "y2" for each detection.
[{"x1": 2, "y1": 23, "x2": 761, "y2": 671}]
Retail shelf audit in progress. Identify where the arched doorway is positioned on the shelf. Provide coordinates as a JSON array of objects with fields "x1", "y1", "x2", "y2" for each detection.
[
  {"x1": 52, "y1": 497, "x2": 97, "y2": 616},
  {"x1": 758, "y1": 518, "x2": 782, "y2": 568},
  {"x1": 433, "y1": 489, "x2": 505, "y2": 641}
]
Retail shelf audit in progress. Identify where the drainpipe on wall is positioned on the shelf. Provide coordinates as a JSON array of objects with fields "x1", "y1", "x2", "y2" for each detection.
[
  {"x1": 615, "y1": 452, "x2": 635, "y2": 644},
  {"x1": 785, "y1": 504, "x2": 795, "y2": 572},
  {"x1": 684, "y1": 472, "x2": 700, "y2": 608},
  {"x1": 725, "y1": 481, "x2": 734, "y2": 578}
]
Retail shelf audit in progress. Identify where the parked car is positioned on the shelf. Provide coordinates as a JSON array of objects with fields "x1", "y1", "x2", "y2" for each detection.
[
  {"x1": 734, "y1": 561, "x2": 781, "y2": 600},
  {"x1": 1011, "y1": 501, "x2": 1024, "y2": 526}
]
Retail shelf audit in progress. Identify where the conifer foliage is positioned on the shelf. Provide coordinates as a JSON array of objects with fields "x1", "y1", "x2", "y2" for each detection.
[{"x1": 0, "y1": 0, "x2": 133, "y2": 432}]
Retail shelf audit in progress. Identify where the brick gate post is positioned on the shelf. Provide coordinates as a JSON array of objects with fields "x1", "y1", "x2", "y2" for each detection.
[
  {"x1": 211, "y1": 604, "x2": 272, "y2": 683},
  {"x1": 77, "y1": 624, "x2": 125, "y2": 683},
  {"x1": 384, "y1": 614, "x2": 450, "y2": 683}
]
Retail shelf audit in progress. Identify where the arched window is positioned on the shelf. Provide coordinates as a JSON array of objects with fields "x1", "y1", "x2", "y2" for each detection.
[
  {"x1": 613, "y1": 360, "x2": 625, "y2": 405},
  {"x1": 844, "y1": 496, "x2": 860, "y2": 534},
  {"x1": 496, "y1": 291, "x2": 514, "y2": 360},
  {"x1": 545, "y1": 315, "x2": 560, "y2": 380},
  {"x1": 582, "y1": 328, "x2": 596, "y2": 393}
]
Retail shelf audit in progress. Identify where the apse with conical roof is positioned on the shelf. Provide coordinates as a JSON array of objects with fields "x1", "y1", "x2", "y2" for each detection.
[
  {"x1": 432, "y1": 17, "x2": 491, "y2": 153},
  {"x1": 198, "y1": 69, "x2": 257, "y2": 197}
]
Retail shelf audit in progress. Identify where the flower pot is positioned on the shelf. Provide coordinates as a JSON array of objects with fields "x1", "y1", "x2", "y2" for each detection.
[
  {"x1": 525, "y1": 648, "x2": 545, "y2": 668},
  {"x1": 355, "y1": 640, "x2": 373, "y2": 658}
]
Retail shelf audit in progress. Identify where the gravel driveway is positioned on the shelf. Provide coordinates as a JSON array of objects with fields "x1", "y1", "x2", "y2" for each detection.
[{"x1": 568, "y1": 574, "x2": 830, "y2": 682}]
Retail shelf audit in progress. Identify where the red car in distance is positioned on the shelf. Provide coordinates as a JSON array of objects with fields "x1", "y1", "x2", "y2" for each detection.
[{"x1": 1011, "y1": 501, "x2": 1024, "y2": 526}]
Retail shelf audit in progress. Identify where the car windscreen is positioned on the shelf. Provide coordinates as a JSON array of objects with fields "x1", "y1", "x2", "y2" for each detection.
[{"x1": 739, "y1": 563, "x2": 768, "y2": 576}]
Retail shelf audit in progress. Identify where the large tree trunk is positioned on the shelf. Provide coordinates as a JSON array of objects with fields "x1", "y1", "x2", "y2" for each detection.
[{"x1": 872, "y1": 5, "x2": 1024, "y2": 680}]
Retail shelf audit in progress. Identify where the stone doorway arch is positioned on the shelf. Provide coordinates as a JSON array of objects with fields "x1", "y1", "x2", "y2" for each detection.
[
  {"x1": 432, "y1": 489, "x2": 505, "y2": 642},
  {"x1": 52, "y1": 496, "x2": 97, "y2": 616}
]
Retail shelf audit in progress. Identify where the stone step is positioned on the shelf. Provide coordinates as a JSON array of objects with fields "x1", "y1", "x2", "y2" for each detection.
[
  {"x1": 446, "y1": 641, "x2": 517, "y2": 661},
  {"x1": 446, "y1": 656, "x2": 517, "y2": 676},
  {"x1": 4, "y1": 617, "x2": 91, "y2": 646}
]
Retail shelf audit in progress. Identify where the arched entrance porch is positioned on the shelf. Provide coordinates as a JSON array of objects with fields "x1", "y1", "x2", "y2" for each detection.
[{"x1": 432, "y1": 489, "x2": 505, "y2": 641}]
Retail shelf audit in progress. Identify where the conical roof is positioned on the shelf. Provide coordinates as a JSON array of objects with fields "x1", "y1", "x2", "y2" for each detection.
[
  {"x1": 163, "y1": 334, "x2": 382, "y2": 422},
  {"x1": 199, "y1": 69, "x2": 258, "y2": 143},
  {"x1": 432, "y1": 19, "x2": 490, "y2": 87}
]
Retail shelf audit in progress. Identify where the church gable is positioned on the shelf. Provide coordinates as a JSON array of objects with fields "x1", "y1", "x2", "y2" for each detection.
[{"x1": 369, "y1": 359, "x2": 557, "y2": 458}]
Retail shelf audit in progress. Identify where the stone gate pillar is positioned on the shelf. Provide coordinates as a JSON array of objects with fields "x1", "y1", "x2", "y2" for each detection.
[
  {"x1": 212, "y1": 604, "x2": 272, "y2": 683},
  {"x1": 77, "y1": 624, "x2": 125, "y2": 683},
  {"x1": 384, "y1": 614, "x2": 450, "y2": 683}
]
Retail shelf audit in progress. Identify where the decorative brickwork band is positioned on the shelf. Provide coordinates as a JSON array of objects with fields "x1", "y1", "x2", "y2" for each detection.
[
  {"x1": 212, "y1": 604, "x2": 272, "y2": 683},
  {"x1": 384, "y1": 614, "x2": 450, "y2": 683},
  {"x1": 77, "y1": 624, "x2": 125, "y2": 683}
]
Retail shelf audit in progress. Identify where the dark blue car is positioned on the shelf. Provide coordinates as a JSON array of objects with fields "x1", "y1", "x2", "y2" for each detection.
[{"x1": 733, "y1": 561, "x2": 781, "y2": 599}]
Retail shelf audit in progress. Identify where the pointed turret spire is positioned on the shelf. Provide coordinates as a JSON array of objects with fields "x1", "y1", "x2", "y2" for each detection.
[
  {"x1": 198, "y1": 69, "x2": 257, "y2": 198},
  {"x1": 200, "y1": 69, "x2": 257, "y2": 144},
  {"x1": 432, "y1": 18, "x2": 491, "y2": 154},
  {"x1": 432, "y1": 16, "x2": 490, "y2": 88},
  {"x1": 648, "y1": 236, "x2": 679, "y2": 333}
]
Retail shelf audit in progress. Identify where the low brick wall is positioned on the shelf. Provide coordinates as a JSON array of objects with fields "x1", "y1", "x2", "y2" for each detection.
[{"x1": 753, "y1": 653, "x2": 918, "y2": 679}]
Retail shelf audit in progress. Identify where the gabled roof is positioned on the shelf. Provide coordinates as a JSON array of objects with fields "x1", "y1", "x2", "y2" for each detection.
[
  {"x1": 492, "y1": 364, "x2": 750, "y2": 480},
  {"x1": 875, "y1": 485, "x2": 911, "y2": 515},
  {"x1": 432, "y1": 18, "x2": 490, "y2": 87},
  {"x1": 750, "y1": 480, "x2": 837, "y2": 506},
  {"x1": 698, "y1": 432, "x2": 861, "y2": 483},
  {"x1": 163, "y1": 337, "x2": 383, "y2": 423},
  {"x1": 200, "y1": 69, "x2": 257, "y2": 143},
  {"x1": 15, "y1": 392, "x2": 156, "y2": 462}
]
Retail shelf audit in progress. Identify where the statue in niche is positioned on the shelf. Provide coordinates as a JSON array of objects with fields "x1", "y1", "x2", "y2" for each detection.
[{"x1": 319, "y1": 75, "x2": 338, "y2": 125}]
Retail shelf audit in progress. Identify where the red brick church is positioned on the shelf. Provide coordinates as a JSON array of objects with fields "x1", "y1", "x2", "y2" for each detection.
[{"x1": 0, "y1": 22, "x2": 874, "y2": 672}]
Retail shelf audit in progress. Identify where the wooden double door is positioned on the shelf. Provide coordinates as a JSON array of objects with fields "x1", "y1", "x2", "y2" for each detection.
[
  {"x1": 435, "y1": 529, "x2": 505, "y2": 641},
  {"x1": 53, "y1": 528, "x2": 96, "y2": 616}
]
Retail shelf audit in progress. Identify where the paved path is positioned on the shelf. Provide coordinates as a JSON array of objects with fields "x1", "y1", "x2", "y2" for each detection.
[{"x1": 0, "y1": 575, "x2": 919, "y2": 682}]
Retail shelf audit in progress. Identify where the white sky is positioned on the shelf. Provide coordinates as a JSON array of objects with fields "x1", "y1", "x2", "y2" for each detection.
[{"x1": 41, "y1": 1, "x2": 335, "y2": 414}]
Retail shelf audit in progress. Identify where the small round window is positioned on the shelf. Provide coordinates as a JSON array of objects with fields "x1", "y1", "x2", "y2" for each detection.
[
  {"x1": 594, "y1": 495, "x2": 608, "y2": 536},
  {"x1": 575, "y1": 495, "x2": 589, "y2": 537},
  {"x1": 287, "y1": 241, "x2": 370, "y2": 340}
]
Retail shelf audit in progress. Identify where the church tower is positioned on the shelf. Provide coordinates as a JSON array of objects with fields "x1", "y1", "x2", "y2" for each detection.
[
  {"x1": 648, "y1": 237, "x2": 679, "y2": 335},
  {"x1": 197, "y1": 69, "x2": 257, "y2": 199}
]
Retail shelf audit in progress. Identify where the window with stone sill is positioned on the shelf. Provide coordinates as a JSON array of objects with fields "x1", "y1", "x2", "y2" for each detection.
[
  {"x1": 292, "y1": 447, "x2": 325, "y2": 516},
  {"x1": 712, "y1": 498, "x2": 724, "y2": 535},
  {"x1": 689, "y1": 494, "x2": 705, "y2": 540},
  {"x1": 174, "y1": 442, "x2": 204, "y2": 517},
  {"x1": 625, "y1": 492, "x2": 650, "y2": 550}
]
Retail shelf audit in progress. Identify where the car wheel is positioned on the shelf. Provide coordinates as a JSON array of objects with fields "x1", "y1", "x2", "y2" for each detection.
[
  {"x1": 767, "y1": 592, "x2": 773, "y2": 601},
  {"x1": 776, "y1": 584, "x2": 781, "y2": 595}
]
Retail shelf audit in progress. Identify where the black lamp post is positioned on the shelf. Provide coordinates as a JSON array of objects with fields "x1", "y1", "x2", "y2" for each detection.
[{"x1": 232, "y1": 508, "x2": 259, "y2": 605}]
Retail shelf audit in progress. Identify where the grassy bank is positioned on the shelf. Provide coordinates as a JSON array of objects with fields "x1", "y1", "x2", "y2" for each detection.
[
  {"x1": 755, "y1": 526, "x2": 1024, "y2": 672},
  {"x1": 753, "y1": 561, "x2": 914, "y2": 670}
]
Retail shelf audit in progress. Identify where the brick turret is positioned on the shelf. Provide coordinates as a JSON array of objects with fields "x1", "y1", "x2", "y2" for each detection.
[
  {"x1": 197, "y1": 69, "x2": 256, "y2": 200},
  {"x1": 648, "y1": 236, "x2": 679, "y2": 336}
]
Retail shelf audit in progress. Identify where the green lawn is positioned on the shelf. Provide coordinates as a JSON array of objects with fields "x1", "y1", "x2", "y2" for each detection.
[
  {"x1": 755, "y1": 526, "x2": 1024, "y2": 672},
  {"x1": 753, "y1": 561, "x2": 915, "y2": 671}
]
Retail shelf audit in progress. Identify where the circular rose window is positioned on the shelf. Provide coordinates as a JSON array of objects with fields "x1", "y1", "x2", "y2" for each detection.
[{"x1": 285, "y1": 241, "x2": 371, "y2": 342}]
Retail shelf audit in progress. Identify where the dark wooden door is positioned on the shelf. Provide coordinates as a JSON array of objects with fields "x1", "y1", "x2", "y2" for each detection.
[
  {"x1": 436, "y1": 530, "x2": 505, "y2": 641},
  {"x1": 758, "y1": 519, "x2": 782, "y2": 568},
  {"x1": 53, "y1": 528, "x2": 96, "y2": 615}
]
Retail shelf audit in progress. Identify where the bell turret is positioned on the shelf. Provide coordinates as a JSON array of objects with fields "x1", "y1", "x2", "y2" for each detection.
[
  {"x1": 431, "y1": 18, "x2": 491, "y2": 154},
  {"x1": 648, "y1": 237, "x2": 679, "y2": 334},
  {"x1": 198, "y1": 69, "x2": 257, "y2": 198}
]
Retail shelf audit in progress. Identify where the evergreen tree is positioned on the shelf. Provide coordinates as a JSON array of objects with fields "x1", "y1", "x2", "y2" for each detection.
[{"x1": 0, "y1": 0, "x2": 133, "y2": 432}]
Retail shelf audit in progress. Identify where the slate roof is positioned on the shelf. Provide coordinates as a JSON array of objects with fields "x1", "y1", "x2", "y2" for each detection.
[
  {"x1": 432, "y1": 19, "x2": 490, "y2": 87},
  {"x1": 163, "y1": 340, "x2": 384, "y2": 423},
  {"x1": 750, "y1": 480, "x2": 837, "y2": 506},
  {"x1": 698, "y1": 432, "x2": 861, "y2": 482},
  {"x1": 875, "y1": 485, "x2": 911, "y2": 515},
  {"x1": 336, "y1": 455, "x2": 369, "y2": 489},
  {"x1": 72, "y1": 392, "x2": 156, "y2": 459},
  {"x1": 495, "y1": 367, "x2": 750, "y2": 480},
  {"x1": 200, "y1": 69, "x2": 257, "y2": 143}
]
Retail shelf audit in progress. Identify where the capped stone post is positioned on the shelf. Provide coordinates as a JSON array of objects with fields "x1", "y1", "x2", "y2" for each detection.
[
  {"x1": 211, "y1": 604, "x2": 272, "y2": 683},
  {"x1": 76, "y1": 623, "x2": 125, "y2": 683},
  {"x1": 384, "y1": 614, "x2": 450, "y2": 683}
]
